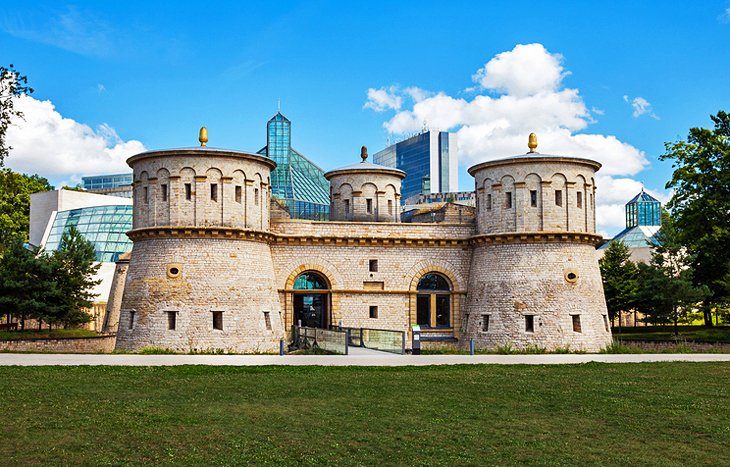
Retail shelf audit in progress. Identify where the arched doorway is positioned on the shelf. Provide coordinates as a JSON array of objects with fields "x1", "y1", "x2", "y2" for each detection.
[
  {"x1": 416, "y1": 273, "x2": 451, "y2": 328},
  {"x1": 293, "y1": 271, "x2": 330, "y2": 328}
]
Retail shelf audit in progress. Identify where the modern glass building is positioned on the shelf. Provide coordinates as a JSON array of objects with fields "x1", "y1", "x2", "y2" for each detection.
[
  {"x1": 257, "y1": 112, "x2": 330, "y2": 220},
  {"x1": 44, "y1": 205, "x2": 133, "y2": 262},
  {"x1": 599, "y1": 189, "x2": 662, "y2": 261},
  {"x1": 373, "y1": 131, "x2": 458, "y2": 203},
  {"x1": 82, "y1": 173, "x2": 134, "y2": 198}
]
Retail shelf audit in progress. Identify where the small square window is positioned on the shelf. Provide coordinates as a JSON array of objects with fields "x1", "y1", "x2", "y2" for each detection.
[
  {"x1": 366, "y1": 198, "x2": 373, "y2": 214},
  {"x1": 263, "y1": 311, "x2": 272, "y2": 331},
  {"x1": 555, "y1": 190, "x2": 563, "y2": 207},
  {"x1": 530, "y1": 190, "x2": 537, "y2": 207},
  {"x1": 525, "y1": 315, "x2": 534, "y2": 333},
  {"x1": 161, "y1": 184, "x2": 168, "y2": 202},
  {"x1": 369, "y1": 306, "x2": 378, "y2": 319},
  {"x1": 369, "y1": 259, "x2": 378, "y2": 272},
  {"x1": 481, "y1": 314, "x2": 490, "y2": 332},
  {"x1": 235, "y1": 185, "x2": 242, "y2": 203},
  {"x1": 211, "y1": 184, "x2": 218, "y2": 202},
  {"x1": 505, "y1": 192, "x2": 512, "y2": 209},
  {"x1": 577, "y1": 191, "x2": 583, "y2": 209},
  {"x1": 167, "y1": 311, "x2": 176, "y2": 330},
  {"x1": 185, "y1": 183, "x2": 192, "y2": 200},
  {"x1": 212, "y1": 311, "x2": 223, "y2": 330},
  {"x1": 572, "y1": 315, "x2": 582, "y2": 333}
]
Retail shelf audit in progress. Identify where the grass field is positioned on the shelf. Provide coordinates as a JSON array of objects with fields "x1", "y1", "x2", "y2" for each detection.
[
  {"x1": 1, "y1": 363, "x2": 729, "y2": 465},
  {"x1": 614, "y1": 326, "x2": 730, "y2": 343}
]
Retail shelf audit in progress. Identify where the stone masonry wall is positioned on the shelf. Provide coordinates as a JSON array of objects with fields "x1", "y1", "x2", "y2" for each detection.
[
  {"x1": 115, "y1": 237, "x2": 283, "y2": 353},
  {"x1": 102, "y1": 259, "x2": 129, "y2": 333},
  {"x1": 0, "y1": 335, "x2": 116, "y2": 353}
]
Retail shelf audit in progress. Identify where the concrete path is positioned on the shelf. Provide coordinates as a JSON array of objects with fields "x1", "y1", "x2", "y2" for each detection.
[{"x1": 0, "y1": 353, "x2": 729, "y2": 366}]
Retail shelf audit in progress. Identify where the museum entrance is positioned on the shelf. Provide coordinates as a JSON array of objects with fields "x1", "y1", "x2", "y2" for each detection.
[
  {"x1": 292, "y1": 271, "x2": 330, "y2": 329},
  {"x1": 416, "y1": 273, "x2": 451, "y2": 328}
]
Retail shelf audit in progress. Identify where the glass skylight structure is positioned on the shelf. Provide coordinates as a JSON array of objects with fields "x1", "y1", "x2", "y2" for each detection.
[
  {"x1": 44, "y1": 205, "x2": 133, "y2": 262},
  {"x1": 600, "y1": 189, "x2": 662, "y2": 251},
  {"x1": 257, "y1": 112, "x2": 330, "y2": 220},
  {"x1": 82, "y1": 173, "x2": 133, "y2": 190}
]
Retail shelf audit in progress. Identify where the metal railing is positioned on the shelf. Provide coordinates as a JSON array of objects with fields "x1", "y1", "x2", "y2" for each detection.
[
  {"x1": 292, "y1": 326, "x2": 349, "y2": 355},
  {"x1": 332, "y1": 326, "x2": 405, "y2": 354}
]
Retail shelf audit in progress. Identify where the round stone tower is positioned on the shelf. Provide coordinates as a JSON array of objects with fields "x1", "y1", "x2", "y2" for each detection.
[
  {"x1": 325, "y1": 146, "x2": 405, "y2": 222},
  {"x1": 463, "y1": 134, "x2": 612, "y2": 352},
  {"x1": 114, "y1": 128, "x2": 284, "y2": 353}
]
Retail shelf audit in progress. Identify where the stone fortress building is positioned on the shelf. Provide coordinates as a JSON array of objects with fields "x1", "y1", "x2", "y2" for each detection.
[{"x1": 112, "y1": 129, "x2": 613, "y2": 353}]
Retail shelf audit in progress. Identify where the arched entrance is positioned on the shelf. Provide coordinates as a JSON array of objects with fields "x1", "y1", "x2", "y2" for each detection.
[
  {"x1": 416, "y1": 273, "x2": 451, "y2": 328},
  {"x1": 292, "y1": 271, "x2": 330, "y2": 329}
]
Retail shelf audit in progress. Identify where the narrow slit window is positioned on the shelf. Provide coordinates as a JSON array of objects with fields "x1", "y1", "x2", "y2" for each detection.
[
  {"x1": 572, "y1": 315, "x2": 582, "y2": 333},
  {"x1": 603, "y1": 314, "x2": 610, "y2": 332},
  {"x1": 344, "y1": 199, "x2": 350, "y2": 215},
  {"x1": 482, "y1": 314, "x2": 490, "y2": 332},
  {"x1": 254, "y1": 188, "x2": 260, "y2": 206},
  {"x1": 212, "y1": 311, "x2": 223, "y2": 330},
  {"x1": 577, "y1": 191, "x2": 583, "y2": 208},
  {"x1": 505, "y1": 192, "x2": 512, "y2": 209},
  {"x1": 235, "y1": 185, "x2": 242, "y2": 203},
  {"x1": 366, "y1": 198, "x2": 373, "y2": 214},
  {"x1": 369, "y1": 306, "x2": 378, "y2": 319},
  {"x1": 555, "y1": 190, "x2": 563, "y2": 207},
  {"x1": 263, "y1": 311, "x2": 272, "y2": 331},
  {"x1": 369, "y1": 259, "x2": 378, "y2": 272},
  {"x1": 525, "y1": 315, "x2": 534, "y2": 333},
  {"x1": 167, "y1": 311, "x2": 176, "y2": 330},
  {"x1": 388, "y1": 199, "x2": 393, "y2": 215},
  {"x1": 211, "y1": 183, "x2": 218, "y2": 202},
  {"x1": 530, "y1": 190, "x2": 537, "y2": 207},
  {"x1": 161, "y1": 184, "x2": 168, "y2": 202},
  {"x1": 143, "y1": 187, "x2": 148, "y2": 204},
  {"x1": 487, "y1": 194, "x2": 492, "y2": 210},
  {"x1": 129, "y1": 310, "x2": 135, "y2": 330},
  {"x1": 185, "y1": 183, "x2": 192, "y2": 200}
]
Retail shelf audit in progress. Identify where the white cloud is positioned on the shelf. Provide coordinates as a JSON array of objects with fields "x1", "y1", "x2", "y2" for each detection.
[
  {"x1": 363, "y1": 87, "x2": 402, "y2": 112},
  {"x1": 471, "y1": 43, "x2": 568, "y2": 97},
  {"x1": 5, "y1": 95, "x2": 145, "y2": 182},
  {"x1": 720, "y1": 7, "x2": 730, "y2": 23},
  {"x1": 364, "y1": 43, "x2": 664, "y2": 234},
  {"x1": 623, "y1": 95, "x2": 658, "y2": 119}
]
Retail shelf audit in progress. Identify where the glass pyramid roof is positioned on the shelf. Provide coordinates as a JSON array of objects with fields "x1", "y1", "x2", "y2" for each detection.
[{"x1": 599, "y1": 225, "x2": 661, "y2": 250}]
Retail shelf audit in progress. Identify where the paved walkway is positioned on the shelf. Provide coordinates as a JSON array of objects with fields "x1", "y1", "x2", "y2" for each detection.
[{"x1": 0, "y1": 353, "x2": 729, "y2": 366}]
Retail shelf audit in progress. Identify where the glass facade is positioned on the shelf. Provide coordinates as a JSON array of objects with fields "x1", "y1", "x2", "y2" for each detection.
[
  {"x1": 258, "y1": 112, "x2": 330, "y2": 220},
  {"x1": 44, "y1": 205, "x2": 133, "y2": 262},
  {"x1": 82, "y1": 173, "x2": 133, "y2": 190},
  {"x1": 625, "y1": 190, "x2": 661, "y2": 228},
  {"x1": 373, "y1": 131, "x2": 456, "y2": 203}
]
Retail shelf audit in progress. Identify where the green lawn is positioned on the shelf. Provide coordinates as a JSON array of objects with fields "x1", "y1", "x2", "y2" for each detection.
[
  {"x1": 614, "y1": 326, "x2": 730, "y2": 343},
  {"x1": 1, "y1": 364, "x2": 729, "y2": 465},
  {"x1": 0, "y1": 328, "x2": 99, "y2": 340}
]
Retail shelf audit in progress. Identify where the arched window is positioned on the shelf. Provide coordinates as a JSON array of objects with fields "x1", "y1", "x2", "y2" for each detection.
[
  {"x1": 293, "y1": 272, "x2": 328, "y2": 290},
  {"x1": 416, "y1": 273, "x2": 451, "y2": 327}
]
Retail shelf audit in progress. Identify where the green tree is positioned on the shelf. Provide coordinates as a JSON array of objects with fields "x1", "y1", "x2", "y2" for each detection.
[
  {"x1": 0, "y1": 169, "x2": 53, "y2": 246},
  {"x1": 48, "y1": 226, "x2": 100, "y2": 327},
  {"x1": 0, "y1": 64, "x2": 34, "y2": 166},
  {"x1": 634, "y1": 214, "x2": 710, "y2": 333},
  {"x1": 599, "y1": 240, "x2": 638, "y2": 326},
  {"x1": 660, "y1": 110, "x2": 730, "y2": 325}
]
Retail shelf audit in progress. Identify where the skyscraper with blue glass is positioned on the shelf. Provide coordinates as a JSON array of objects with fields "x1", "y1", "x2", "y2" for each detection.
[
  {"x1": 257, "y1": 112, "x2": 330, "y2": 220},
  {"x1": 372, "y1": 131, "x2": 458, "y2": 203}
]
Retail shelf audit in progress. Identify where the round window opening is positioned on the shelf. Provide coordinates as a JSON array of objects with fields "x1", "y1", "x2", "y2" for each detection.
[
  {"x1": 169, "y1": 267, "x2": 179, "y2": 276},
  {"x1": 564, "y1": 269, "x2": 579, "y2": 284}
]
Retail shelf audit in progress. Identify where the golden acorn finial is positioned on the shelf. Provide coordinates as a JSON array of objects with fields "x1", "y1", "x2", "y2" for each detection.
[
  {"x1": 199, "y1": 127, "x2": 208, "y2": 147},
  {"x1": 528, "y1": 133, "x2": 537, "y2": 153},
  {"x1": 360, "y1": 145, "x2": 368, "y2": 162}
]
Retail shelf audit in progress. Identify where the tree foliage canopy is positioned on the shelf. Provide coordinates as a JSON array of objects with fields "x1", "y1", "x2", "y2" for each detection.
[
  {"x1": 660, "y1": 110, "x2": 730, "y2": 308},
  {"x1": 0, "y1": 64, "x2": 34, "y2": 166},
  {"x1": 599, "y1": 240, "x2": 638, "y2": 321},
  {"x1": 0, "y1": 169, "x2": 53, "y2": 245}
]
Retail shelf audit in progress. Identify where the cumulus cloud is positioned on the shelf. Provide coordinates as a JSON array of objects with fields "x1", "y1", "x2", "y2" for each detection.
[
  {"x1": 624, "y1": 95, "x2": 658, "y2": 119},
  {"x1": 5, "y1": 95, "x2": 145, "y2": 182},
  {"x1": 363, "y1": 86, "x2": 402, "y2": 112},
  {"x1": 364, "y1": 43, "x2": 661, "y2": 234}
]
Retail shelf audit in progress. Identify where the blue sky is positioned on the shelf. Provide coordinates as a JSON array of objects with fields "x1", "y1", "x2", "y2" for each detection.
[{"x1": 2, "y1": 1, "x2": 729, "y2": 235}]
